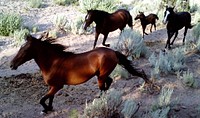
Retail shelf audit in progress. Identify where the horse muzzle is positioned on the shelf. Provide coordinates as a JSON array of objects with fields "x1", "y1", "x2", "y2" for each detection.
[{"x1": 10, "y1": 63, "x2": 18, "y2": 70}]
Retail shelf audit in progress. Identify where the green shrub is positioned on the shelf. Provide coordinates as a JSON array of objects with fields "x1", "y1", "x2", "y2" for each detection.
[
  {"x1": 149, "y1": 48, "x2": 185, "y2": 79},
  {"x1": 192, "y1": 23, "x2": 200, "y2": 41},
  {"x1": 53, "y1": 14, "x2": 68, "y2": 31},
  {"x1": 65, "y1": 17, "x2": 85, "y2": 35},
  {"x1": 180, "y1": 70, "x2": 197, "y2": 88},
  {"x1": 151, "y1": 86, "x2": 173, "y2": 118},
  {"x1": 69, "y1": 109, "x2": 79, "y2": 118},
  {"x1": 79, "y1": 0, "x2": 119, "y2": 13},
  {"x1": 82, "y1": 88, "x2": 139, "y2": 118},
  {"x1": 192, "y1": 8, "x2": 200, "y2": 24},
  {"x1": 53, "y1": 0, "x2": 78, "y2": 6},
  {"x1": 191, "y1": 23, "x2": 200, "y2": 51},
  {"x1": 112, "y1": 29, "x2": 149, "y2": 60},
  {"x1": 13, "y1": 29, "x2": 29, "y2": 45},
  {"x1": 29, "y1": 0, "x2": 42, "y2": 8},
  {"x1": 121, "y1": 100, "x2": 139, "y2": 118},
  {"x1": 110, "y1": 65, "x2": 129, "y2": 79},
  {"x1": 82, "y1": 89, "x2": 122, "y2": 117},
  {"x1": 0, "y1": 13, "x2": 22, "y2": 36},
  {"x1": 53, "y1": 0, "x2": 67, "y2": 6}
]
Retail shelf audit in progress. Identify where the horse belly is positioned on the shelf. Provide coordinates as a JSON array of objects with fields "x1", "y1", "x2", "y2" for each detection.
[{"x1": 64, "y1": 70, "x2": 95, "y2": 85}]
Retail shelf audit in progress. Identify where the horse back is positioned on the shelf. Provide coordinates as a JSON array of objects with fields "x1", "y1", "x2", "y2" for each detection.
[
  {"x1": 146, "y1": 14, "x2": 158, "y2": 24},
  {"x1": 101, "y1": 9, "x2": 132, "y2": 31}
]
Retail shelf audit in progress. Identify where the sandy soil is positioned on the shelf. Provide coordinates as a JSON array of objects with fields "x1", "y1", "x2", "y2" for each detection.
[{"x1": 0, "y1": 1, "x2": 200, "y2": 118}]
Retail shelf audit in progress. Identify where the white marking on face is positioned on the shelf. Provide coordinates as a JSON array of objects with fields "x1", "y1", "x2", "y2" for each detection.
[
  {"x1": 163, "y1": 11, "x2": 170, "y2": 24},
  {"x1": 85, "y1": 14, "x2": 90, "y2": 20}
]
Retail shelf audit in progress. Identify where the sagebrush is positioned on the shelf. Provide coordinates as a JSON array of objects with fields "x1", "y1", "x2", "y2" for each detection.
[{"x1": 0, "y1": 13, "x2": 22, "y2": 36}]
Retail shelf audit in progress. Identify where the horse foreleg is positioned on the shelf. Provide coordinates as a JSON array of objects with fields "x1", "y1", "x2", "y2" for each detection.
[
  {"x1": 40, "y1": 86, "x2": 63, "y2": 114},
  {"x1": 183, "y1": 27, "x2": 188, "y2": 44},
  {"x1": 154, "y1": 23, "x2": 156, "y2": 31},
  {"x1": 150, "y1": 24, "x2": 153, "y2": 32},
  {"x1": 102, "y1": 33, "x2": 110, "y2": 47},
  {"x1": 93, "y1": 32, "x2": 100, "y2": 49},
  {"x1": 166, "y1": 31, "x2": 174, "y2": 49},
  {"x1": 170, "y1": 31, "x2": 178, "y2": 45},
  {"x1": 142, "y1": 25, "x2": 148, "y2": 38}
]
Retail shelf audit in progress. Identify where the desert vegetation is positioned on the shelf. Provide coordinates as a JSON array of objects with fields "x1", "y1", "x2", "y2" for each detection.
[{"x1": 0, "y1": 0, "x2": 200, "y2": 117}]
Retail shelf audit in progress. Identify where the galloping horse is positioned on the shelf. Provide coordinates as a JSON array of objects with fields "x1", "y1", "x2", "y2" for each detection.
[
  {"x1": 135, "y1": 12, "x2": 159, "y2": 38},
  {"x1": 83, "y1": 9, "x2": 133, "y2": 49},
  {"x1": 163, "y1": 6, "x2": 193, "y2": 49},
  {"x1": 10, "y1": 35, "x2": 151, "y2": 114}
]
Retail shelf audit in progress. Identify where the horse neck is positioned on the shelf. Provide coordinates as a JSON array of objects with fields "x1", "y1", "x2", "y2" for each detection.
[
  {"x1": 33, "y1": 45, "x2": 60, "y2": 73},
  {"x1": 168, "y1": 12, "x2": 177, "y2": 23},
  {"x1": 94, "y1": 11, "x2": 109, "y2": 24}
]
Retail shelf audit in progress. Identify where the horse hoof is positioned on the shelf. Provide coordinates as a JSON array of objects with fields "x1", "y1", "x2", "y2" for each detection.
[
  {"x1": 40, "y1": 111, "x2": 47, "y2": 115},
  {"x1": 106, "y1": 44, "x2": 110, "y2": 47}
]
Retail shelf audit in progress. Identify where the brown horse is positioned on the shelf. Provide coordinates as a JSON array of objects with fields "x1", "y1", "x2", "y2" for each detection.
[
  {"x1": 10, "y1": 35, "x2": 151, "y2": 114},
  {"x1": 135, "y1": 12, "x2": 159, "y2": 38},
  {"x1": 83, "y1": 9, "x2": 133, "y2": 49}
]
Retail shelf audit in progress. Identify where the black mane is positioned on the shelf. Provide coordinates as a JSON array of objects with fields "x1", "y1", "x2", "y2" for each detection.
[{"x1": 28, "y1": 35, "x2": 74, "y2": 55}]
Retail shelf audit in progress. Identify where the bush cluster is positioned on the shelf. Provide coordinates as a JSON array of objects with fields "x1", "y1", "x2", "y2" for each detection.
[
  {"x1": 112, "y1": 29, "x2": 149, "y2": 60},
  {"x1": 79, "y1": 0, "x2": 119, "y2": 13},
  {"x1": 0, "y1": 13, "x2": 22, "y2": 36},
  {"x1": 29, "y1": 0, "x2": 42, "y2": 8},
  {"x1": 149, "y1": 48, "x2": 185, "y2": 79},
  {"x1": 81, "y1": 89, "x2": 139, "y2": 118}
]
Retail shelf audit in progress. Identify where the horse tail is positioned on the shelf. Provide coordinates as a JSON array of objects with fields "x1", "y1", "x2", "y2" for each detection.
[
  {"x1": 115, "y1": 51, "x2": 151, "y2": 83},
  {"x1": 188, "y1": 24, "x2": 193, "y2": 29},
  {"x1": 155, "y1": 15, "x2": 159, "y2": 20},
  {"x1": 128, "y1": 13, "x2": 133, "y2": 28}
]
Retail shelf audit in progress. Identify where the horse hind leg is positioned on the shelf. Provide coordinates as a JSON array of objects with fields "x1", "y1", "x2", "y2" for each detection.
[
  {"x1": 40, "y1": 86, "x2": 63, "y2": 114},
  {"x1": 154, "y1": 23, "x2": 156, "y2": 31},
  {"x1": 93, "y1": 32, "x2": 100, "y2": 49},
  {"x1": 105, "y1": 77, "x2": 113, "y2": 90},
  {"x1": 150, "y1": 24, "x2": 153, "y2": 32},
  {"x1": 183, "y1": 27, "x2": 188, "y2": 44},
  {"x1": 102, "y1": 33, "x2": 110, "y2": 47}
]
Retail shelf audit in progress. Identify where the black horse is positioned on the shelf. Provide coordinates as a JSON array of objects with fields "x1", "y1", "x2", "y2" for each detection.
[
  {"x1": 135, "y1": 12, "x2": 159, "y2": 38},
  {"x1": 83, "y1": 9, "x2": 133, "y2": 49},
  {"x1": 163, "y1": 6, "x2": 193, "y2": 49}
]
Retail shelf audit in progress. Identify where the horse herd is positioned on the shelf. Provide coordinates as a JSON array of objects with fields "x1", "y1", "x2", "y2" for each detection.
[
  {"x1": 84, "y1": 6, "x2": 193, "y2": 49},
  {"x1": 10, "y1": 6, "x2": 192, "y2": 114}
]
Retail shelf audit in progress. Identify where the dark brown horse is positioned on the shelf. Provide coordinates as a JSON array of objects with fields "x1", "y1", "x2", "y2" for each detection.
[
  {"x1": 83, "y1": 9, "x2": 133, "y2": 49},
  {"x1": 163, "y1": 6, "x2": 193, "y2": 49},
  {"x1": 135, "y1": 12, "x2": 159, "y2": 38},
  {"x1": 10, "y1": 35, "x2": 151, "y2": 114}
]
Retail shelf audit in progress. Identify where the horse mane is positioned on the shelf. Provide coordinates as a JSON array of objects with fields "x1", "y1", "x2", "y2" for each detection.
[
  {"x1": 43, "y1": 38, "x2": 74, "y2": 55},
  {"x1": 90, "y1": 9, "x2": 110, "y2": 18},
  {"x1": 28, "y1": 35, "x2": 74, "y2": 56}
]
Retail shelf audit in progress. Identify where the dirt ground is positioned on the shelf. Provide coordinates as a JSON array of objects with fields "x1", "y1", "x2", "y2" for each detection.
[{"x1": 0, "y1": 1, "x2": 200, "y2": 118}]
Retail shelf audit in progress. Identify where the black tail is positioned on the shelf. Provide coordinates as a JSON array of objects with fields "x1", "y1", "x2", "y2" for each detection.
[
  {"x1": 115, "y1": 51, "x2": 151, "y2": 83},
  {"x1": 188, "y1": 24, "x2": 193, "y2": 29},
  {"x1": 128, "y1": 13, "x2": 133, "y2": 28},
  {"x1": 156, "y1": 15, "x2": 159, "y2": 20}
]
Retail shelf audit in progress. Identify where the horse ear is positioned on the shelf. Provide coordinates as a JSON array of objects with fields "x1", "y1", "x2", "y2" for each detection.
[
  {"x1": 165, "y1": 5, "x2": 168, "y2": 9},
  {"x1": 25, "y1": 34, "x2": 33, "y2": 42}
]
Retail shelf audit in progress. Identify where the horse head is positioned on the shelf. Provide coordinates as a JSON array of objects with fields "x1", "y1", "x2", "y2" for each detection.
[
  {"x1": 10, "y1": 35, "x2": 36, "y2": 70},
  {"x1": 163, "y1": 6, "x2": 175, "y2": 24},
  {"x1": 83, "y1": 10, "x2": 95, "y2": 30},
  {"x1": 134, "y1": 11, "x2": 145, "y2": 20}
]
